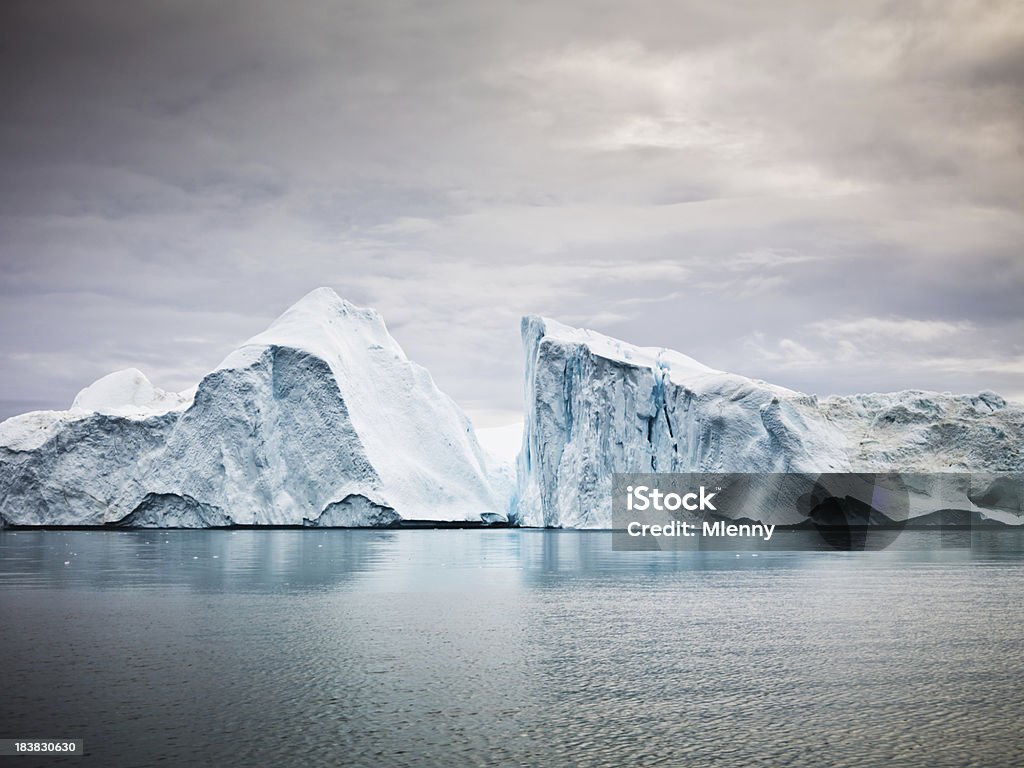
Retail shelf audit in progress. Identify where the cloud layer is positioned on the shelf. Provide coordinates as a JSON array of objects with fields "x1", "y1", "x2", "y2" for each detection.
[{"x1": 1, "y1": 0, "x2": 1022, "y2": 422}]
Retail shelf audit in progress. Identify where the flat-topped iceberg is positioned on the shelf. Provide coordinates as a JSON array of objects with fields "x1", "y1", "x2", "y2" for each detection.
[
  {"x1": 515, "y1": 316, "x2": 1024, "y2": 528},
  {"x1": 0, "y1": 288, "x2": 498, "y2": 527}
]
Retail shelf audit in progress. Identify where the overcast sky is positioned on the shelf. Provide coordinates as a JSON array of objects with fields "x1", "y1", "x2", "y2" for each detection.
[{"x1": 1, "y1": 0, "x2": 1022, "y2": 425}]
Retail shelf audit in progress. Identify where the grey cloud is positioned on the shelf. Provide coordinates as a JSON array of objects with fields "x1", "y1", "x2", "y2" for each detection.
[{"x1": 0, "y1": 0, "x2": 1021, "y2": 423}]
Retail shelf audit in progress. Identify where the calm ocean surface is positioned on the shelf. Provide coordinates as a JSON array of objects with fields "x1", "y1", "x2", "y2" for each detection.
[{"x1": 1, "y1": 528, "x2": 1022, "y2": 767}]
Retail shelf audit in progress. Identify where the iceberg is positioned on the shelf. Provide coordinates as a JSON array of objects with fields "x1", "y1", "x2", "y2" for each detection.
[
  {"x1": 476, "y1": 422, "x2": 523, "y2": 519},
  {"x1": 0, "y1": 288, "x2": 499, "y2": 527},
  {"x1": 515, "y1": 316, "x2": 1024, "y2": 528}
]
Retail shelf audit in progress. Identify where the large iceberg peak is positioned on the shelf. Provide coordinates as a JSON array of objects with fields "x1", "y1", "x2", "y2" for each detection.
[
  {"x1": 223, "y1": 287, "x2": 404, "y2": 372},
  {"x1": 1, "y1": 288, "x2": 500, "y2": 527},
  {"x1": 267, "y1": 286, "x2": 387, "y2": 336}
]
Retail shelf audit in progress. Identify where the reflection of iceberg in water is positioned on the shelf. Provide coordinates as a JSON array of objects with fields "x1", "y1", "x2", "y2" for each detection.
[
  {"x1": 2, "y1": 529, "x2": 1022, "y2": 596},
  {"x1": 0, "y1": 530, "x2": 529, "y2": 594},
  {"x1": 0, "y1": 529, "x2": 392, "y2": 593}
]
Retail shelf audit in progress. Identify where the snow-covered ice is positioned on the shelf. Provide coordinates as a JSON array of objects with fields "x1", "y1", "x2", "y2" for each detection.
[
  {"x1": 0, "y1": 288, "x2": 499, "y2": 527},
  {"x1": 476, "y1": 422, "x2": 523, "y2": 518},
  {"x1": 515, "y1": 316, "x2": 1024, "y2": 528},
  {"x1": 71, "y1": 368, "x2": 194, "y2": 417}
]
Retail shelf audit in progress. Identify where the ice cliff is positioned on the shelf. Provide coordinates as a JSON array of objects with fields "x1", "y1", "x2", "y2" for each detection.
[
  {"x1": 515, "y1": 316, "x2": 1024, "y2": 528},
  {"x1": 0, "y1": 288, "x2": 498, "y2": 527},
  {"x1": 4, "y1": 298, "x2": 1021, "y2": 530}
]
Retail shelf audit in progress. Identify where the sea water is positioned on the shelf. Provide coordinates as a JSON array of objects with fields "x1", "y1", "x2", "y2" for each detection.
[{"x1": 1, "y1": 529, "x2": 1022, "y2": 767}]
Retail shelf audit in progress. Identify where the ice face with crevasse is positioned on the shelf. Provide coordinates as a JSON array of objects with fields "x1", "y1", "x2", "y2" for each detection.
[{"x1": 514, "y1": 316, "x2": 1024, "y2": 528}]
